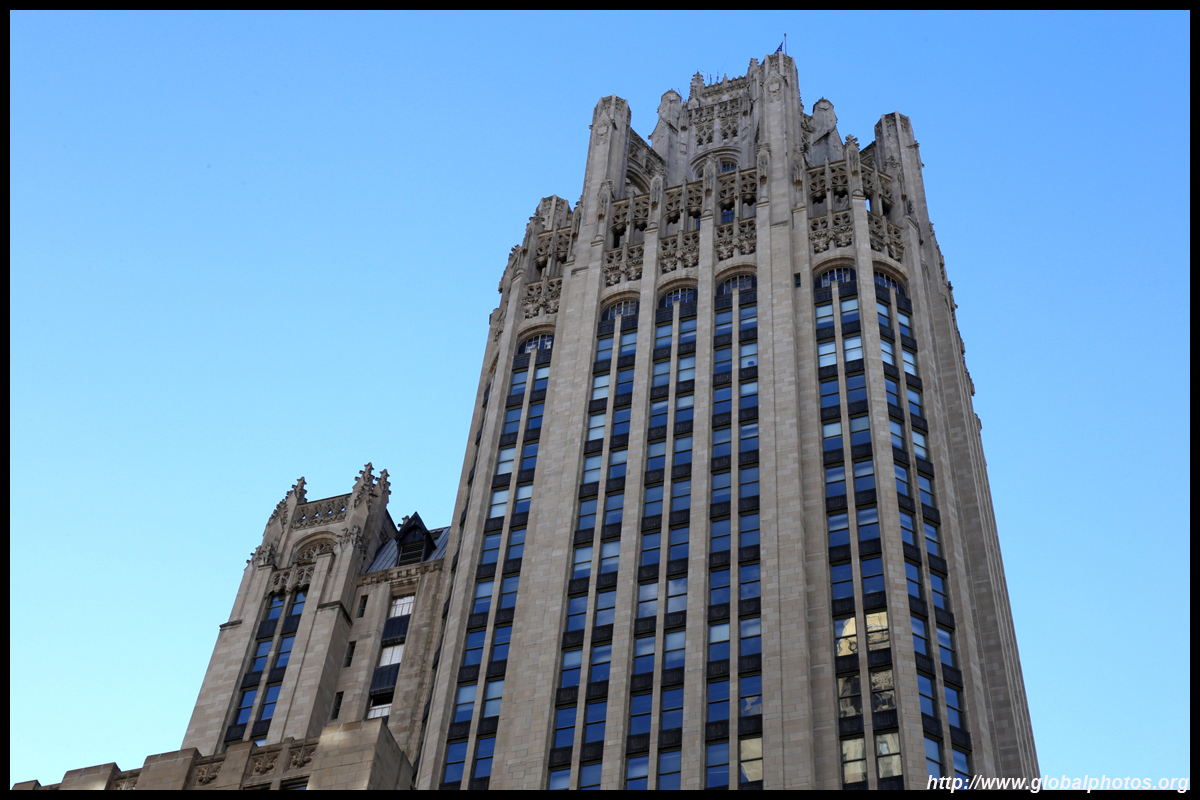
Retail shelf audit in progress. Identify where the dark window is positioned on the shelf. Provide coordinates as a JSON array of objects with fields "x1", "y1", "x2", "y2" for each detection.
[
  {"x1": 661, "y1": 687, "x2": 684, "y2": 730},
  {"x1": 252, "y1": 640, "x2": 271, "y2": 671},
  {"x1": 906, "y1": 563, "x2": 922, "y2": 598},
  {"x1": 708, "y1": 679, "x2": 730, "y2": 722},
  {"x1": 566, "y1": 596, "x2": 587, "y2": 631},
  {"x1": 521, "y1": 443, "x2": 538, "y2": 471},
  {"x1": 267, "y1": 596, "x2": 285, "y2": 620},
  {"x1": 710, "y1": 567, "x2": 731, "y2": 605},
  {"x1": 602, "y1": 300, "x2": 640, "y2": 321},
  {"x1": 707, "y1": 742, "x2": 729, "y2": 788},
  {"x1": 718, "y1": 274, "x2": 756, "y2": 295},
  {"x1": 825, "y1": 465, "x2": 846, "y2": 497},
  {"x1": 235, "y1": 688, "x2": 257, "y2": 725},
  {"x1": 259, "y1": 684, "x2": 281, "y2": 720},
  {"x1": 356, "y1": 595, "x2": 368, "y2": 618},
  {"x1": 828, "y1": 512, "x2": 849, "y2": 547},
  {"x1": 596, "y1": 336, "x2": 614, "y2": 362},
  {"x1": 871, "y1": 669, "x2": 896, "y2": 712},
  {"x1": 464, "y1": 630, "x2": 485, "y2": 666},
  {"x1": 679, "y1": 318, "x2": 697, "y2": 344},
  {"x1": 712, "y1": 472, "x2": 732, "y2": 504},
  {"x1": 818, "y1": 267, "x2": 856, "y2": 287},
  {"x1": 473, "y1": 736, "x2": 496, "y2": 779},
  {"x1": 444, "y1": 741, "x2": 468, "y2": 783},
  {"x1": 630, "y1": 693, "x2": 653, "y2": 735},
  {"x1": 847, "y1": 375, "x2": 867, "y2": 404},
  {"x1": 740, "y1": 422, "x2": 758, "y2": 452},
  {"x1": 838, "y1": 674, "x2": 862, "y2": 718},
  {"x1": 275, "y1": 636, "x2": 295, "y2": 669},
  {"x1": 554, "y1": 706, "x2": 576, "y2": 748},
  {"x1": 831, "y1": 563, "x2": 853, "y2": 599},
  {"x1": 861, "y1": 557, "x2": 884, "y2": 594},
  {"x1": 849, "y1": 416, "x2": 870, "y2": 447},
  {"x1": 823, "y1": 421, "x2": 842, "y2": 451},
  {"x1": 579, "y1": 498, "x2": 598, "y2": 529},
  {"x1": 560, "y1": 650, "x2": 582, "y2": 687},
  {"x1": 858, "y1": 507, "x2": 879, "y2": 541},
  {"x1": 481, "y1": 533, "x2": 501, "y2": 564},
  {"x1": 821, "y1": 378, "x2": 840, "y2": 408},
  {"x1": 491, "y1": 625, "x2": 512, "y2": 662},
  {"x1": 647, "y1": 441, "x2": 667, "y2": 471},
  {"x1": 503, "y1": 408, "x2": 522, "y2": 435},
  {"x1": 853, "y1": 460, "x2": 875, "y2": 492},
  {"x1": 499, "y1": 576, "x2": 519, "y2": 609},
  {"x1": 616, "y1": 368, "x2": 635, "y2": 396},
  {"x1": 331, "y1": 691, "x2": 343, "y2": 720},
  {"x1": 711, "y1": 518, "x2": 731, "y2": 552},
  {"x1": 584, "y1": 700, "x2": 607, "y2": 743},
  {"x1": 612, "y1": 407, "x2": 632, "y2": 436},
  {"x1": 656, "y1": 322, "x2": 673, "y2": 348},
  {"x1": 740, "y1": 562, "x2": 760, "y2": 599},
  {"x1": 594, "y1": 589, "x2": 616, "y2": 626},
  {"x1": 510, "y1": 369, "x2": 528, "y2": 396},
  {"x1": 343, "y1": 641, "x2": 356, "y2": 668},
  {"x1": 633, "y1": 635, "x2": 656, "y2": 673},
  {"x1": 714, "y1": 385, "x2": 733, "y2": 415},
  {"x1": 453, "y1": 684, "x2": 476, "y2": 723},
  {"x1": 659, "y1": 287, "x2": 697, "y2": 308},
  {"x1": 715, "y1": 309, "x2": 733, "y2": 336},
  {"x1": 650, "y1": 400, "x2": 669, "y2": 427},
  {"x1": 740, "y1": 673, "x2": 763, "y2": 716},
  {"x1": 604, "y1": 493, "x2": 624, "y2": 525},
  {"x1": 640, "y1": 531, "x2": 660, "y2": 567},
  {"x1": 521, "y1": 334, "x2": 554, "y2": 353},
  {"x1": 527, "y1": 403, "x2": 545, "y2": 430},
  {"x1": 506, "y1": 529, "x2": 526, "y2": 560}
]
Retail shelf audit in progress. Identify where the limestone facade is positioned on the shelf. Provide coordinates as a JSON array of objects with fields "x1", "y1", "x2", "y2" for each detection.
[{"x1": 13, "y1": 53, "x2": 1037, "y2": 791}]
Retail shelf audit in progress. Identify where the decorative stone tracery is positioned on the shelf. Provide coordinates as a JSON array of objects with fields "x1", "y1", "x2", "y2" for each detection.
[{"x1": 522, "y1": 278, "x2": 562, "y2": 318}]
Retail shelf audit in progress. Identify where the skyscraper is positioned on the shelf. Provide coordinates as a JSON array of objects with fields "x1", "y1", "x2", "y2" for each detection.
[
  {"x1": 13, "y1": 53, "x2": 1037, "y2": 791},
  {"x1": 420, "y1": 53, "x2": 1037, "y2": 790}
]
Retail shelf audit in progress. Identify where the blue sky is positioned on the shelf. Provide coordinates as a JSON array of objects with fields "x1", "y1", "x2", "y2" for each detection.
[{"x1": 10, "y1": 11, "x2": 1189, "y2": 788}]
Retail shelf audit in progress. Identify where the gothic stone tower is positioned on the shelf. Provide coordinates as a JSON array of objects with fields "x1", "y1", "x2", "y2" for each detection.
[{"x1": 419, "y1": 54, "x2": 1037, "y2": 790}]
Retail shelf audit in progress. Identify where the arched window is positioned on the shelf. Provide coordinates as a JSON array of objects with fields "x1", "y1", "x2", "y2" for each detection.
[
  {"x1": 717, "y1": 274, "x2": 757, "y2": 296},
  {"x1": 658, "y1": 287, "x2": 697, "y2": 309},
  {"x1": 521, "y1": 334, "x2": 554, "y2": 353},
  {"x1": 818, "y1": 268, "x2": 856, "y2": 288},
  {"x1": 601, "y1": 300, "x2": 639, "y2": 321},
  {"x1": 874, "y1": 271, "x2": 906, "y2": 296},
  {"x1": 720, "y1": 160, "x2": 737, "y2": 173}
]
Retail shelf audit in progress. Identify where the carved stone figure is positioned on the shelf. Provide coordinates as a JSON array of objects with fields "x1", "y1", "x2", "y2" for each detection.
[{"x1": 844, "y1": 134, "x2": 860, "y2": 176}]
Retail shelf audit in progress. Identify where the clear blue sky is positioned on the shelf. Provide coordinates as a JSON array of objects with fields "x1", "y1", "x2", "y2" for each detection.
[{"x1": 10, "y1": 11, "x2": 1189, "y2": 788}]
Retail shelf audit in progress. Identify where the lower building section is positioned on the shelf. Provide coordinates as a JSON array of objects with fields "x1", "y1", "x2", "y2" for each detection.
[{"x1": 11, "y1": 719, "x2": 412, "y2": 791}]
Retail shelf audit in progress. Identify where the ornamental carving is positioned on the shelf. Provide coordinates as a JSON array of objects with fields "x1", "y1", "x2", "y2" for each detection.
[
  {"x1": 602, "y1": 245, "x2": 643, "y2": 286},
  {"x1": 112, "y1": 774, "x2": 138, "y2": 790},
  {"x1": 338, "y1": 524, "x2": 366, "y2": 557},
  {"x1": 660, "y1": 230, "x2": 699, "y2": 274},
  {"x1": 714, "y1": 219, "x2": 757, "y2": 261},
  {"x1": 809, "y1": 212, "x2": 853, "y2": 254},
  {"x1": 250, "y1": 753, "x2": 278, "y2": 777},
  {"x1": 292, "y1": 496, "x2": 349, "y2": 530},
  {"x1": 251, "y1": 542, "x2": 277, "y2": 569},
  {"x1": 868, "y1": 214, "x2": 905, "y2": 261},
  {"x1": 194, "y1": 762, "x2": 222, "y2": 786},
  {"x1": 296, "y1": 540, "x2": 334, "y2": 563},
  {"x1": 288, "y1": 745, "x2": 316, "y2": 771},
  {"x1": 522, "y1": 278, "x2": 562, "y2": 319}
]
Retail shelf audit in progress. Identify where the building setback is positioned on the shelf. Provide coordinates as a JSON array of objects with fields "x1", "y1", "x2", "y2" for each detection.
[{"x1": 14, "y1": 53, "x2": 1037, "y2": 791}]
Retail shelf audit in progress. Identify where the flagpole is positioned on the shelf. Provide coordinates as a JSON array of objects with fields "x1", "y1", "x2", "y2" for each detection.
[{"x1": 784, "y1": 34, "x2": 787, "y2": 56}]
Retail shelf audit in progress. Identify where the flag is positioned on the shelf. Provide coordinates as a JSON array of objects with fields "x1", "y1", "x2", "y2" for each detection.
[{"x1": 774, "y1": 42, "x2": 784, "y2": 53}]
